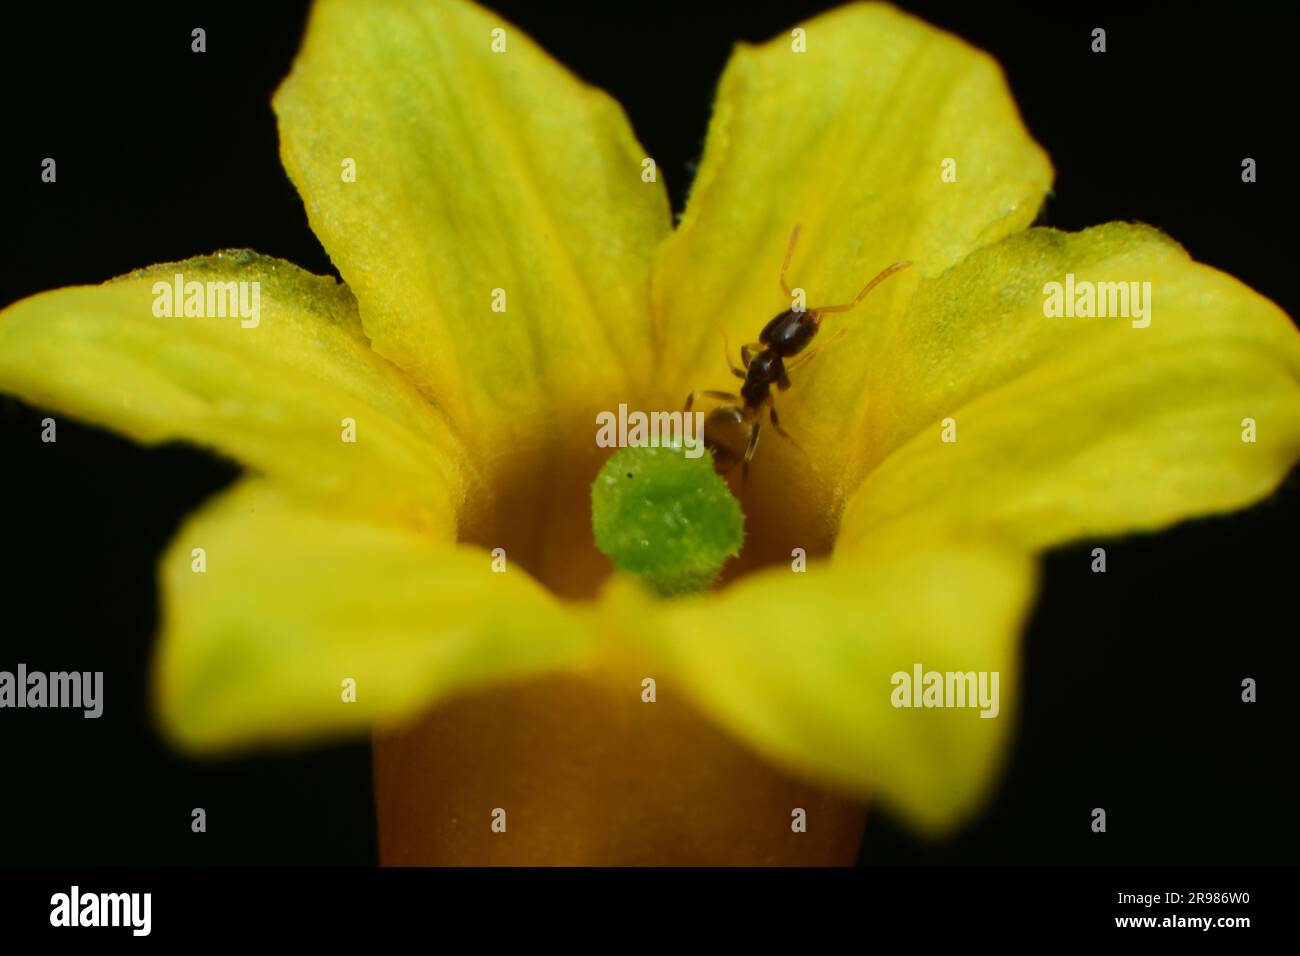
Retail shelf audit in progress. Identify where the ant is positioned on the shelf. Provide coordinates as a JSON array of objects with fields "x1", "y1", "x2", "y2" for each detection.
[{"x1": 685, "y1": 225, "x2": 910, "y2": 476}]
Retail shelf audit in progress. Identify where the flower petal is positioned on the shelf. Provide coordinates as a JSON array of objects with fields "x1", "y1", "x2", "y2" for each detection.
[
  {"x1": 838, "y1": 223, "x2": 1300, "y2": 555},
  {"x1": 624, "y1": 543, "x2": 1036, "y2": 833},
  {"x1": 273, "y1": 0, "x2": 670, "y2": 511},
  {"x1": 0, "y1": 252, "x2": 466, "y2": 535},
  {"x1": 157, "y1": 480, "x2": 591, "y2": 750},
  {"x1": 651, "y1": 2, "x2": 1051, "y2": 557}
]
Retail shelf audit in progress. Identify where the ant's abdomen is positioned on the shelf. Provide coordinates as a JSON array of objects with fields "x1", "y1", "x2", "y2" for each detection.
[{"x1": 703, "y1": 405, "x2": 749, "y2": 474}]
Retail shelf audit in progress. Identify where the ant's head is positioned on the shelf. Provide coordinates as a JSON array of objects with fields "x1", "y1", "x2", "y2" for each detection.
[{"x1": 759, "y1": 307, "x2": 821, "y2": 356}]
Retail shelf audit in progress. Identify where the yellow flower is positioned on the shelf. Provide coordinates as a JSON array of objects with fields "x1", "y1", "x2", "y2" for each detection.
[{"x1": 2, "y1": 0, "x2": 1298, "y2": 847}]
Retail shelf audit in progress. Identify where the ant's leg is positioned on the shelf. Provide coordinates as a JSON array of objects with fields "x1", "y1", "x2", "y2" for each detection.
[
  {"x1": 685, "y1": 389, "x2": 740, "y2": 412},
  {"x1": 778, "y1": 349, "x2": 819, "y2": 389},
  {"x1": 740, "y1": 342, "x2": 765, "y2": 369},
  {"x1": 779, "y1": 224, "x2": 802, "y2": 297},
  {"x1": 723, "y1": 331, "x2": 746, "y2": 378},
  {"x1": 742, "y1": 420, "x2": 762, "y2": 480},
  {"x1": 810, "y1": 260, "x2": 911, "y2": 314},
  {"x1": 768, "y1": 399, "x2": 805, "y2": 455},
  {"x1": 781, "y1": 328, "x2": 847, "y2": 382}
]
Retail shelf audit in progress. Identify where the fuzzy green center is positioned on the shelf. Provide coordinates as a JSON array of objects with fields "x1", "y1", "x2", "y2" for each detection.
[{"x1": 590, "y1": 444, "x2": 744, "y2": 597}]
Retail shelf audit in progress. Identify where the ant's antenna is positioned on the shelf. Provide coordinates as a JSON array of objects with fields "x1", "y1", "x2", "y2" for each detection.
[
  {"x1": 779, "y1": 224, "x2": 802, "y2": 297},
  {"x1": 811, "y1": 260, "x2": 911, "y2": 314}
]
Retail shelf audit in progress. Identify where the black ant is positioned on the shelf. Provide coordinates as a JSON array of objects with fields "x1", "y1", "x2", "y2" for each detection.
[{"x1": 685, "y1": 225, "x2": 910, "y2": 475}]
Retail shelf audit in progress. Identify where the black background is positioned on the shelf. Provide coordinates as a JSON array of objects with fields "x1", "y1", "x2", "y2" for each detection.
[{"x1": 1, "y1": 1, "x2": 1296, "y2": 865}]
